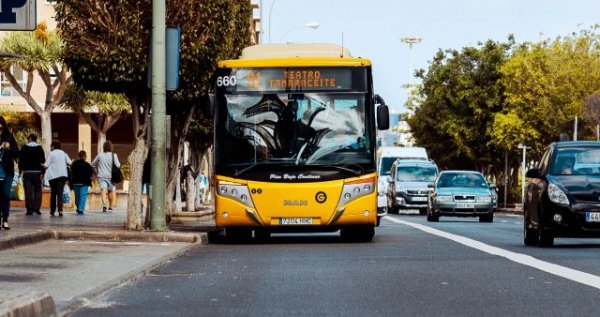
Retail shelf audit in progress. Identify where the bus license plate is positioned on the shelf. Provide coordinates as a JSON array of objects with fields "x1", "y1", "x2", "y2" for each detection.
[
  {"x1": 456, "y1": 203, "x2": 474, "y2": 209},
  {"x1": 586, "y1": 212, "x2": 600, "y2": 223},
  {"x1": 279, "y1": 218, "x2": 313, "y2": 225}
]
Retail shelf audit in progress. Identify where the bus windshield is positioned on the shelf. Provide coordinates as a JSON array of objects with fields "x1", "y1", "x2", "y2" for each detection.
[{"x1": 217, "y1": 92, "x2": 371, "y2": 168}]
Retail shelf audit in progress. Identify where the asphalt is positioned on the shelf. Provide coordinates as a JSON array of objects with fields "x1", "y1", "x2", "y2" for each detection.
[
  {"x1": 0, "y1": 205, "x2": 214, "y2": 317},
  {"x1": 0, "y1": 204, "x2": 521, "y2": 317}
]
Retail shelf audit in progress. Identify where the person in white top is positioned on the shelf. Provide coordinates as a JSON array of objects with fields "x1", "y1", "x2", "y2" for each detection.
[
  {"x1": 91, "y1": 141, "x2": 120, "y2": 212},
  {"x1": 43, "y1": 140, "x2": 72, "y2": 217}
]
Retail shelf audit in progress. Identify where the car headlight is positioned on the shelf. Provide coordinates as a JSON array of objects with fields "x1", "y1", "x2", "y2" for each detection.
[
  {"x1": 476, "y1": 196, "x2": 492, "y2": 202},
  {"x1": 548, "y1": 183, "x2": 569, "y2": 206},
  {"x1": 436, "y1": 195, "x2": 453, "y2": 202}
]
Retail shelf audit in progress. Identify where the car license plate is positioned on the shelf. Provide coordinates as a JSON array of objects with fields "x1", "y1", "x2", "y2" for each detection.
[
  {"x1": 586, "y1": 212, "x2": 600, "y2": 223},
  {"x1": 412, "y1": 197, "x2": 428, "y2": 202},
  {"x1": 455, "y1": 203, "x2": 474, "y2": 209},
  {"x1": 279, "y1": 218, "x2": 313, "y2": 225}
]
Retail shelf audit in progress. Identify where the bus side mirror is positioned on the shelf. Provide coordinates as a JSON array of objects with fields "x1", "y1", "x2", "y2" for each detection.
[
  {"x1": 202, "y1": 93, "x2": 216, "y2": 119},
  {"x1": 375, "y1": 94, "x2": 389, "y2": 130}
]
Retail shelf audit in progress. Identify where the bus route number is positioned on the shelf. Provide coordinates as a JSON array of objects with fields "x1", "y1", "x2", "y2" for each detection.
[{"x1": 216, "y1": 76, "x2": 236, "y2": 87}]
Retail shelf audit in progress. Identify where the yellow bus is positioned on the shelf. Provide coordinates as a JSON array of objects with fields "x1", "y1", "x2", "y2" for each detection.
[{"x1": 210, "y1": 43, "x2": 390, "y2": 242}]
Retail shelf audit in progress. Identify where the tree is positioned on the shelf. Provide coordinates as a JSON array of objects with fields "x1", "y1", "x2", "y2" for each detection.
[
  {"x1": 407, "y1": 39, "x2": 513, "y2": 171},
  {"x1": 60, "y1": 85, "x2": 130, "y2": 155},
  {"x1": 582, "y1": 93, "x2": 600, "y2": 140},
  {"x1": 55, "y1": 0, "x2": 251, "y2": 229},
  {"x1": 499, "y1": 27, "x2": 600, "y2": 156},
  {"x1": 0, "y1": 22, "x2": 71, "y2": 153}
]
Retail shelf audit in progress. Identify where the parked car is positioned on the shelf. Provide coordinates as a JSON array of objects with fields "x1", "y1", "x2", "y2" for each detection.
[
  {"x1": 524, "y1": 141, "x2": 600, "y2": 247},
  {"x1": 387, "y1": 159, "x2": 437, "y2": 214},
  {"x1": 427, "y1": 170, "x2": 494, "y2": 222}
]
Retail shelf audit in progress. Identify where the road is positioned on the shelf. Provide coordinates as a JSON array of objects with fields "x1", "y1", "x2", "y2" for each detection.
[{"x1": 73, "y1": 213, "x2": 600, "y2": 316}]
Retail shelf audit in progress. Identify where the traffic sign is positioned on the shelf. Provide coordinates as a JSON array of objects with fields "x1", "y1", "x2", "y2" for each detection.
[{"x1": 0, "y1": 0, "x2": 36, "y2": 31}]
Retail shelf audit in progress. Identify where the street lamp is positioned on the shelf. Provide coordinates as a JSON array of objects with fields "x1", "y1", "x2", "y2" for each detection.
[
  {"x1": 400, "y1": 36, "x2": 422, "y2": 88},
  {"x1": 279, "y1": 22, "x2": 320, "y2": 43},
  {"x1": 518, "y1": 143, "x2": 528, "y2": 206}
]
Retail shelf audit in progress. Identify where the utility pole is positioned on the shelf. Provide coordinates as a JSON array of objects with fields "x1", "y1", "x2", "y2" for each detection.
[{"x1": 150, "y1": 0, "x2": 167, "y2": 231}]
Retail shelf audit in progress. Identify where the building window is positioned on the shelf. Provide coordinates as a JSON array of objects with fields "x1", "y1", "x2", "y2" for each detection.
[{"x1": 0, "y1": 67, "x2": 26, "y2": 97}]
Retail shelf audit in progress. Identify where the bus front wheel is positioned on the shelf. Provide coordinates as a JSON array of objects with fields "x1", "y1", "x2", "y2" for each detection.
[
  {"x1": 341, "y1": 226, "x2": 374, "y2": 242},
  {"x1": 225, "y1": 228, "x2": 252, "y2": 243}
]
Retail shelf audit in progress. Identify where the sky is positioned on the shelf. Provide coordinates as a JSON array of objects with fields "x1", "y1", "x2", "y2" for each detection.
[{"x1": 257, "y1": 0, "x2": 600, "y2": 113}]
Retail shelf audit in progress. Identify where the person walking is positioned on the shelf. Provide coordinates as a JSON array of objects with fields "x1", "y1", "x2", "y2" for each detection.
[
  {"x1": 0, "y1": 116, "x2": 19, "y2": 230},
  {"x1": 91, "y1": 141, "x2": 120, "y2": 212},
  {"x1": 71, "y1": 150, "x2": 93, "y2": 214},
  {"x1": 44, "y1": 140, "x2": 71, "y2": 217},
  {"x1": 18, "y1": 133, "x2": 45, "y2": 215}
]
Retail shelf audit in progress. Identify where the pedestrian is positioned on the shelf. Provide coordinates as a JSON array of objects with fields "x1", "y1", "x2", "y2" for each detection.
[
  {"x1": 196, "y1": 170, "x2": 208, "y2": 204},
  {"x1": 0, "y1": 116, "x2": 19, "y2": 230},
  {"x1": 91, "y1": 141, "x2": 120, "y2": 212},
  {"x1": 71, "y1": 150, "x2": 93, "y2": 214},
  {"x1": 18, "y1": 133, "x2": 45, "y2": 216},
  {"x1": 43, "y1": 140, "x2": 72, "y2": 217}
]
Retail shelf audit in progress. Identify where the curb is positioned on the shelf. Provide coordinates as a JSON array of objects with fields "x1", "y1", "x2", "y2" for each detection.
[
  {"x1": 0, "y1": 231, "x2": 53, "y2": 252},
  {"x1": 53, "y1": 230, "x2": 206, "y2": 244},
  {"x1": 0, "y1": 292, "x2": 56, "y2": 317},
  {"x1": 58, "y1": 241, "x2": 201, "y2": 316}
]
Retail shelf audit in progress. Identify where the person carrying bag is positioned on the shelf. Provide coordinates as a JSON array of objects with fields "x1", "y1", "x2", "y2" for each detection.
[{"x1": 91, "y1": 141, "x2": 120, "y2": 212}]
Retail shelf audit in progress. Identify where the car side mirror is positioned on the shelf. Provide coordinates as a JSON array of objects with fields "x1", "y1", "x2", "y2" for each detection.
[{"x1": 525, "y1": 168, "x2": 542, "y2": 179}]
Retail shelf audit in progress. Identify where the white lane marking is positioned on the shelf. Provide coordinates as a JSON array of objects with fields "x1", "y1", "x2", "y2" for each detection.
[{"x1": 385, "y1": 217, "x2": 600, "y2": 290}]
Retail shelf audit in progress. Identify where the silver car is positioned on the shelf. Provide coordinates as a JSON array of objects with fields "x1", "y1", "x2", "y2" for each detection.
[{"x1": 427, "y1": 170, "x2": 495, "y2": 222}]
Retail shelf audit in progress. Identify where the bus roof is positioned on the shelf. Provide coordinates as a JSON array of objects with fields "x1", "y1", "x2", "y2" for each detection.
[{"x1": 218, "y1": 43, "x2": 372, "y2": 68}]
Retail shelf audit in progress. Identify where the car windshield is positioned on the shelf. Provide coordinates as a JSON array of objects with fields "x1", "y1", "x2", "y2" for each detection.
[
  {"x1": 551, "y1": 147, "x2": 600, "y2": 176},
  {"x1": 437, "y1": 173, "x2": 488, "y2": 188},
  {"x1": 379, "y1": 157, "x2": 396, "y2": 175},
  {"x1": 396, "y1": 166, "x2": 437, "y2": 182}
]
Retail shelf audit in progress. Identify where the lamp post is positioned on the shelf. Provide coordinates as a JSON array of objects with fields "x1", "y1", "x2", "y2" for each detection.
[
  {"x1": 279, "y1": 22, "x2": 320, "y2": 43},
  {"x1": 400, "y1": 36, "x2": 422, "y2": 88},
  {"x1": 268, "y1": 0, "x2": 276, "y2": 43},
  {"x1": 518, "y1": 143, "x2": 528, "y2": 206}
]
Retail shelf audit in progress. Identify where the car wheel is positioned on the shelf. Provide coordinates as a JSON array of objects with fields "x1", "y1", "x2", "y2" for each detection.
[
  {"x1": 537, "y1": 223, "x2": 554, "y2": 247},
  {"x1": 427, "y1": 208, "x2": 439, "y2": 222},
  {"x1": 523, "y1": 209, "x2": 538, "y2": 246},
  {"x1": 479, "y1": 213, "x2": 493, "y2": 223}
]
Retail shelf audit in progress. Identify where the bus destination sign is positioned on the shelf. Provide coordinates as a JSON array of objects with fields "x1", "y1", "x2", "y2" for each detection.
[{"x1": 219, "y1": 68, "x2": 356, "y2": 92}]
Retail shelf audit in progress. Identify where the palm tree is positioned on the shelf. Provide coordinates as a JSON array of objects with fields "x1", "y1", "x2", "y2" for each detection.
[
  {"x1": 61, "y1": 85, "x2": 130, "y2": 156},
  {"x1": 0, "y1": 22, "x2": 71, "y2": 153}
]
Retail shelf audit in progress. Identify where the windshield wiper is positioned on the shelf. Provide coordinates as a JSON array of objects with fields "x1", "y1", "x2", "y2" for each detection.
[
  {"x1": 233, "y1": 162, "x2": 266, "y2": 177},
  {"x1": 311, "y1": 164, "x2": 362, "y2": 176}
]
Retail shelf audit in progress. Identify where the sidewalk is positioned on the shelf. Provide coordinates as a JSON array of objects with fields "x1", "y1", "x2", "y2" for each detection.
[{"x1": 0, "y1": 206, "x2": 214, "y2": 317}]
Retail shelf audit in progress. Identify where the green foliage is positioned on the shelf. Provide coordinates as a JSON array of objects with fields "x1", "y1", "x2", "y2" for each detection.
[
  {"x1": 56, "y1": 0, "x2": 251, "y2": 101},
  {"x1": 0, "y1": 109, "x2": 38, "y2": 145},
  {"x1": 499, "y1": 26, "x2": 600, "y2": 157},
  {"x1": 407, "y1": 39, "x2": 513, "y2": 169},
  {"x1": 61, "y1": 84, "x2": 130, "y2": 115},
  {"x1": 0, "y1": 22, "x2": 64, "y2": 72}
]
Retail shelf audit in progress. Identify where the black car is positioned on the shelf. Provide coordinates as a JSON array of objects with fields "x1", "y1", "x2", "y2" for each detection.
[{"x1": 524, "y1": 141, "x2": 600, "y2": 247}]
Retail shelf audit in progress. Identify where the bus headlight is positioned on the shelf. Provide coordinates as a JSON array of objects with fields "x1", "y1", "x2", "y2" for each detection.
[
  {"x1": 217, "y1": 181, "x2": 255, "y2": 208},
  {"x1": 338, "y1": 177, "x2": 376, "y2": 207}
]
